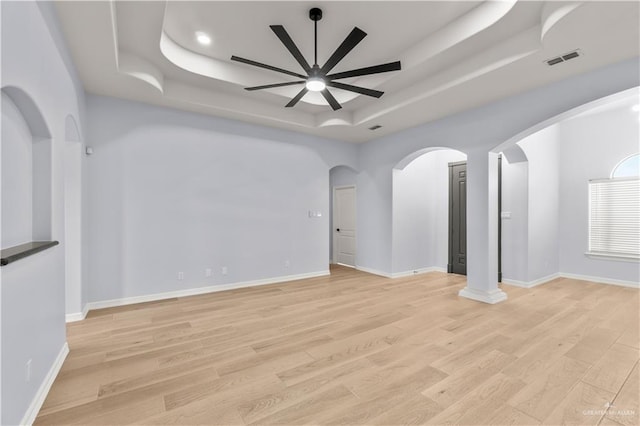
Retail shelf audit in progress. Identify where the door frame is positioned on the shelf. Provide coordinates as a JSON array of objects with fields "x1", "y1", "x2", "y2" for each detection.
[
  {"x1": 447, "y1": 159, "x2": 503, "y2": 280},
  {"x1": 332, "y1": 184, "x2": 357, "y2": 265},
  {"x1": 448, "y1": 161, "x2": 467, "y2": 275}
]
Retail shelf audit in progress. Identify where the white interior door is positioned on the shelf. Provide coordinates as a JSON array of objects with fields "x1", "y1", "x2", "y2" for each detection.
[{"x1": 333, "y1": 186, "x2": 356, "y2": 266}]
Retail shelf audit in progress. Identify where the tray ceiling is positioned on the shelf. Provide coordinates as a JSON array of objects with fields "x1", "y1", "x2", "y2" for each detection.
[{"x1": 54, "y1": 1, "x2": 640, "y2": 142}]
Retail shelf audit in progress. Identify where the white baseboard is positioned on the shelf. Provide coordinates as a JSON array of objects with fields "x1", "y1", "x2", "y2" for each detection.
[
  {"x1": 65, "y1": 303, "x2": 89, "y2": 323},
  {"x1": 20, "y1": 342, "x2": 69, "y2": 426},
  {"x1": 559, "y1": 272, "x2": 639, "y2": 289},
  {"x1": 355, "y1": 265, "x2": 392, "y2": 278},
  {"x1": 502, "y1": 272, "x2": 638, "y2": 289},
  {"x1": 390, "y1": 266, "x2": 448, "y2": 278},
  {"x1": 86, "y1": 270, "x2": 330, "y2": 311},
  {"x1": 502, "y1": 273, "x2": 561, "y2": 289},
  {"x1": 459, "y1": 287, "x2": 508, "y2": 304},
  {"x1": 356, "y1": 265, "x2": 447, "y2": 279}
]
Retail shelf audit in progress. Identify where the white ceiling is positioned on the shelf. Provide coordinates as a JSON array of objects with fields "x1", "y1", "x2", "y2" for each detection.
[{"x1": 54, "y1": 1, "x2": 640, "y2": 143}]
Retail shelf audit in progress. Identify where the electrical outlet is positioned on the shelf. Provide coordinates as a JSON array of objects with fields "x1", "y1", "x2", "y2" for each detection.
[
  {"x1": 178, "y1": 271, "x2": 184, "y2": 280},
  {"x1": 205, "y1": 268, "x2": 212, "y2": 277},
  {"x1": 284, "y1": 260, "x2": 290, "y2": 268},
  {"x1": 26, "y1": 359, "x2": 32, "y2": 382},
  {"x1": 222, "y1": 266, "x2": 228, "y2": 275}
]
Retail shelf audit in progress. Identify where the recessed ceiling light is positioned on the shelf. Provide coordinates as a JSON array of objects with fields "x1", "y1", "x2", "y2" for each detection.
[
  {"x1": 632, "y1": 104, "x2": 640, "y2": 113},
  {"x1": 195, "y1": 31, "x2": 211, "y2": 46}
]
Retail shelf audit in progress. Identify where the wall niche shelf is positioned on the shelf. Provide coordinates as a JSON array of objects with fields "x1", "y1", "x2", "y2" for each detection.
[{"x1": 1, "y1": 241, "x2": 59, "y2": 266}]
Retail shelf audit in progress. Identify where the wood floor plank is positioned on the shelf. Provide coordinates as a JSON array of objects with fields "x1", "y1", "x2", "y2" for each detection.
[
  {"x1": 246, "y1": 385, "x2": 358, "y2": 425},
  {"x1": 564, "y1": 326, "x2": 623, "y2": 365},
  {"x1": 237, "y1": 358, "x2": 373, "y2": 424},
  {"x1": 368, "y1": 393, "x2": 443, "y2": 425},
  {"x1": 423, "y1": 349, "x2": 516, "y2": 408},
  {"x1": 486, "y1": 404, "x2": 541, "y2": 425},
  {"x1": 507, "y1": 355, "x2": 591, "y2": 421},
  {"x1": 582, "y1": 343, "x2": 638, "y2": 394},
  {"x1": 605, "y1": 362, "x2": 640, "y2": 426},
  {"x1": 426, "y1": 373, "x2": 526, "y2": 425},
  {"x1": 542, "y1": 381, "x2": 616, "y2": 425},
  {"x1": 34, "y1": 266, "x2": 639, "y2": 425}
]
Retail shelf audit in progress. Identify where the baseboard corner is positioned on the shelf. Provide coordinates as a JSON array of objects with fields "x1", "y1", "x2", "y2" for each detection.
[
  {"x1": 65, "y1": 304, "x2": 89, "y2": 323},
  {"x1": 20, "y1": 342, "x2": 69, "y2": 426}
]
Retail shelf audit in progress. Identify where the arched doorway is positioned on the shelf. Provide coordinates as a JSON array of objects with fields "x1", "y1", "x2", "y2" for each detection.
[
  {"x1": 392, "y1": 148, "x2": 467, "y2": 276},
  {"x1": 329, "y1": 165, "x2": 358, "y2": 267}
]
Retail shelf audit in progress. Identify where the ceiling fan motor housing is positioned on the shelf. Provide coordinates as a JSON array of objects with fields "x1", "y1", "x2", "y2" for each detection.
[{"x1": 309, "y1": 8, "x2": 323, "y2": 21}]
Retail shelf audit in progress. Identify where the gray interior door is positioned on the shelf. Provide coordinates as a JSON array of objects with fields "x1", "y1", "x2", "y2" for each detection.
[{"x1": 448, "y1": 162, "x2": 467, "y2": 275}]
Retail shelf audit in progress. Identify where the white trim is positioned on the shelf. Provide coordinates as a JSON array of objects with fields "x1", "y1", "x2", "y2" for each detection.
[
  {"x1": 355, "y1": 265, "x2": 448, "y2": 279},
  {"x1": 390, "y1": 266, "x2": 448, "y2": 278},
  {"x1": 65, "y1": 303, "x2": 89, "y2": 323},
  {"x1": 332, "y1": 184, "x2": 357, "y2": 266},
  {"x1": 86, "y1": 270, "x2": 330, "y2": 311},
  {"x1": 355, "y1": 265, "x2": 392, "y2": 278},
  {"x1": 502, "y1": 273, "x2": 560, "y2": 288},
  {"x1": 559, "y1": 272, "x2": 639, "y2": 289},
  {"x1": 20, "y1": 342, "x2": 69, "y2": 426},
  {"x1": 584, "y1": 252, "x2": 639, "y2": 263},
  {"x1": 458, "y1": 287, "x2": 508, "y2": 304},
  {"x1": 501, "y1": 272, "x2": 639, "y2": 289},
  {"x1": 492, "y1": 87, "x2": 640, "y2": 154}
]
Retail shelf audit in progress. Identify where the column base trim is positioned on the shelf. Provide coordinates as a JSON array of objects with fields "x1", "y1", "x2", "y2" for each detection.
[{"x1": 458, "y1": 286, "x2": 508, "y2": 304}]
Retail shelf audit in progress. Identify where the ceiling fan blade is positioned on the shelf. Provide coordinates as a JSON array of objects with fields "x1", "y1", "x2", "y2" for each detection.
[
  {"x1": 328, "y1": 81, "x2": 383, "y2": 98},
  {"x1": 326, "y1": 61, "x2": 401, "y2": 80},
  {"x1": 320, "y1": 89, "x2": 342, "y2": 111},
  {"x1": 286, "y1": 88, "x2": 309, "y2": 108},
  {"x1": 321, "y1": 27, "x2": 367, "y2": 74},
  {"x1": 270, "y1": 25, "x2": 312, "y2": 73},
  {"x1": 245, "y1": 81, "x2": 305, "y2": 91},
  {"x1": 231, "y1": 56, "x2": 307, "y2": 79}
]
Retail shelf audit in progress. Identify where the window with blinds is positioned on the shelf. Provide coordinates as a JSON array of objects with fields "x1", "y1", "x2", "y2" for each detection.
[{"x1": 588, "y1": 177, "x2": 640, "y2": 259}]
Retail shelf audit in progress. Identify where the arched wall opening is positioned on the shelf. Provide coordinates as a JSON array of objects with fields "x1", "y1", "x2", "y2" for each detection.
[
  {"x1": 490, "y1": 87, "x2": 639, "y2": 287},
  {"x1": 391, "y1": 147, "x2": 466, "y2": 275},
  {"x1": 1, "y1": 86, "x2": 53, "y2": 249},
  {"x1": 329, "y1": 165, "x2": 358, "y2": 266}
]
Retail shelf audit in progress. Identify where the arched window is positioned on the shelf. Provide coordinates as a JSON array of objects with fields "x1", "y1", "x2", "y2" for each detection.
[
  {"x1": 611, "y1": 153, "x2": 640, "y2": 178},
  {"x1": 588, "y1": 153, "x2": 640, "y2": 259}
]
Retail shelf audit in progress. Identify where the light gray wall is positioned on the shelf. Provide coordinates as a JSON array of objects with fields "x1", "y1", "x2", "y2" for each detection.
[
  {"x1": 500, "y1": 156, "x2": 529, "y2": 282},
  {"x1": 1, "y1": 93, "x2": 33, "y2": 248},
  {"x1": 356, "y1": 57, "x2": 639, "y2": 277},
  {"x1": 329, "y1": 166, "x2": 358, "y2": 262},
  {"x1": 0, "y1": 1, "x2": 86, "y2": 424},
  {"x1": 520, "y1": 125, "x2": 561, "y2": 281},
  {"x1": 558, "y1": 104, "x2": 640, "y2": 282},
  {"x1": 392, "y1": 149, "x2": 466, "y2": 274},
  {"x1": 502, "y1": 94, "x2": 640, "y2": 285},
  {"x1": 86, "y1": 95, "x2": 358, "y2": 303}
]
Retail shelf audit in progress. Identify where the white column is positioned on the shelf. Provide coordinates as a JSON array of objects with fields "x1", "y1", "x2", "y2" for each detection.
[{"x1": 459, "y1": 149, "x2": 507, "y2": 304}]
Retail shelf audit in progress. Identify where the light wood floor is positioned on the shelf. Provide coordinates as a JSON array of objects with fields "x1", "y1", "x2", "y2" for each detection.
[{"x1": 36, "y1": 266, "x2": 639, "y2": 425}]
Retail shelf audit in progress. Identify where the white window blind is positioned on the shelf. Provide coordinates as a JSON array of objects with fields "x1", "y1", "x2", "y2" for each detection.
[{"x1": 588, "y1": 177, "x2": 640, "y2": 259}]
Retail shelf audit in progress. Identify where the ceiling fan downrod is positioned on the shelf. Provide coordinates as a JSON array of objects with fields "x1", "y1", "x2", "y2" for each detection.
[{"x1": 310, "y1": 7, "x2": 322, "y2": 66}]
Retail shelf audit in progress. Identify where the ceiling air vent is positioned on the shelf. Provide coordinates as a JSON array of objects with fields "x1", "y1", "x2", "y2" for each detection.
[
  {"x1": 545, "y1": 49, "x2": 582, "y2": 66},
  {"x1": 369, "y1": 125, "x2": 382, "y2": 131}
]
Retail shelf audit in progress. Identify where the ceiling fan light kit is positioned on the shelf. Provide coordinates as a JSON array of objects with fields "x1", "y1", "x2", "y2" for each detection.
[{"x1": 231, "y1": 7, "x2": 402, "y2": 110}]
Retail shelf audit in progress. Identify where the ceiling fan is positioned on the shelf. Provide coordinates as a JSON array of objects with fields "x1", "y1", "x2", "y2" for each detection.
[{"x1": 231, "y1": 8, "x2": 401, "y2": 111}]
